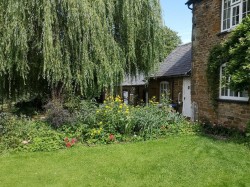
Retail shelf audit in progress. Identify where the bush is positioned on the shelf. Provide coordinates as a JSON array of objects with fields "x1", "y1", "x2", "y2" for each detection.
[
  {"x1": 0, "y1": 96, "x2": 200, "y2": 152},
  {"x1": 44, "y1": 100, "x2": 74, "y2": 128},
  {"x1": 95, "y1": 96, "x2": 132, "y2": 135},
  {"x1": 0, "y1": 114, "x2": 65, "y2": 153},
  {"x1": 73, "y1": 99, "x2": 97, "y2": 127},
  {"x1": 200, "y1": 119, "x2": 245, "y2": 137},
  {"x1": 130, "y1": 102, "x2": 195, "y2": 139},
  {"x1": 94, "y1": 96, "x2": 198, "y2": 142}
]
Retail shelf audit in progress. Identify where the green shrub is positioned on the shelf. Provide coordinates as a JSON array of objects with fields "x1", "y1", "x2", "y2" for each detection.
[
  {"x1": 94, "y1": 96, "x2": 198, "y2": 142},
  {"x1": 200, "y1": 119, "x2": 245, "y2": 137},
  {"x1": 0, "y1": 114, "x2": 65, "y2": 153},
  {"x1": 73, "y1": 99, "x2": 97, "y2": 126},
  {"x1": 44, "y1": 100, "x2": 74, "y2": 128},
  {"x1": 95, "y1": 96, "x2": 132, "y2": 135},
  {"x1": 0, "y1": 96, "x2": 200, "y2": 152}
]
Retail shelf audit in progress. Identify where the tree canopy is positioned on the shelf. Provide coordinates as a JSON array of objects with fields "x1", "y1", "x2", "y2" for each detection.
[
  {"x1": 0, "y1": 0, "x2": 177, "y2": 100},
  {"x1": 162, "y1": 27, "x2": 181, "y2": 58}
]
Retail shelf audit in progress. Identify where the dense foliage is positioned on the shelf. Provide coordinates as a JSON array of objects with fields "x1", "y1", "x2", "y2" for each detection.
[
  {"x1": 208, "y1": 15, "x2": 250, "y2": 104},
  {"x1": 207, "y1": 44, "x2": 228, "y2": 107},
  {"x1": 224, "y1": 16, "x2": 250, "y2": 92},
  {"x1": 162, "y1": 27, "x2": 182, "y2": 58},
  {"x1": 0, "y1": 0, "x2": 166, "y2": 101},
  {"x1": 0, "y1": 97, "x2": 198, "y2": 153}
]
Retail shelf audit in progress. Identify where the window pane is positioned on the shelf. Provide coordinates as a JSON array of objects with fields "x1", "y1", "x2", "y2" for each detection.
[
  {"x1": 222, "y1": 0, "x2": 232, "y2": 30},
  {"x1": 240, "y1": 90, "x2": 249, "y2": 97},
  {"x1": 232, "y1": 6, "x2": 240, "y2": 26},
  {"x1": 248, "y1": 0, "x2": 250, "y2": 14},
  {"x1": 230, "y1": 90, "x2": 236, "y2": 97},
  {"x1": 227, "y1": 18, "x2": 230, "y2": 28},
  {"x1": 228, "y1": 8, "x2": 231, "y2": 18},
  {"x1": 220, "y1": 63, "x2": 249, "y2": 100},
  {"x1": 243, "y1": 0, "x2": 247, "y2": 13},
  {"x1": 242, "y1": 0, "x2": 249, "y2": 19},
  {"x1": 224, "y1": 9, "x2": 227, "y2": 18},
  {"x1": 221, "y1": 87, "x2": 225, "y2": 96},
  {"x1": 223, "y1": 20, "x2": 226, "y2": 30},
  {"x1": 232, "y1": 0, "x2": 240, "y2": 4}
]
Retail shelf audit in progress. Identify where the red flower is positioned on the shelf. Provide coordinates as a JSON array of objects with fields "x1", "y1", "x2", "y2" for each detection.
[
  {"x1": 66, "y1": 142, "x2": 71, "y2": 148},
  {"x1": 71, "y1": 138, "x2": 77, "y2": 144},
  {"x1": 109, "y1": 134, "x2": 115, "y2": 141},
  {"x1": 64, "y1": 137, "x2": 69, "y2": 142}
]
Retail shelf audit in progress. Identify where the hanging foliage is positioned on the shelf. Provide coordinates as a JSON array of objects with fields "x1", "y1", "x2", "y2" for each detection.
[{"x1": 0, "y1": 0, "x2": 164, "y2": 100}]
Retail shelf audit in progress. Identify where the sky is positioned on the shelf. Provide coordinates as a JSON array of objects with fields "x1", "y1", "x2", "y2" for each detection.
[{"x1": 160, "y1": 0, "x2": 192, "y2": 44}]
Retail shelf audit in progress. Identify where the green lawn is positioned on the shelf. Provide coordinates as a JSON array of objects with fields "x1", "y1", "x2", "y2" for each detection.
[{"x1": 1, "y1": 135, "x2": 250, "y2": 187}]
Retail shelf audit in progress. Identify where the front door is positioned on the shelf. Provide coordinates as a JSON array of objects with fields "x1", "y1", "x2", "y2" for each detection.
[{"x1": 182, "y1": 77, "x2": 191, "y2": 117}]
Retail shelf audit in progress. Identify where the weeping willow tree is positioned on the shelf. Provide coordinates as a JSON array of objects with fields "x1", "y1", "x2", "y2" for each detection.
[{"x1": 0, "y1": 0, "x2": 164, "y2": 101}]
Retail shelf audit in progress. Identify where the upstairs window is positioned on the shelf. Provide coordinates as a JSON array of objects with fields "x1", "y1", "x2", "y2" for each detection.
[
  {"x1": 219, "y1": 64, "x2": 249, "y2": 101},
  {"x1": 222, "y1": 0, "x2": 250, "y2": 31}
]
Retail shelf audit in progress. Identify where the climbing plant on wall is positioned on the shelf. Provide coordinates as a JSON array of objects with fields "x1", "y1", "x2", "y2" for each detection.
[
  {"x1": 0, "y1": 0, "x2": 165, "y2": 100},
  {"x1": 207, "y1": 15, "x2": 250, "y2": 106}
]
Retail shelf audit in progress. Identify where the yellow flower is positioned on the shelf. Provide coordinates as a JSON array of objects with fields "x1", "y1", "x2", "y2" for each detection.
[
  {"x1": 125, "y1": 109, "x2": 129, "y2": 114},
  {"x1": 99, "y1": 121, "x2": 103, "y2": 125}
]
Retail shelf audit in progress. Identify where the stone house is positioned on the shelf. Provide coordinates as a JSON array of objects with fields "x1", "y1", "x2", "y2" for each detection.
[
  {"x1": 121, "y1": 43, "x2": 192, "y2": 117},
  {"x1": 186, "y1": 0, "x2": 250, "y2": 127}
]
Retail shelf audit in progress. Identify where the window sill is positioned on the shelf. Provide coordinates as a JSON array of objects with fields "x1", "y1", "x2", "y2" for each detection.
[
  {"x1": 217, "y1": 26, "x2": 238, "y2": 36},
  {"x1": 217, "y1": 99, "x2": 249, "y2": 104},
  {"x1": 217, "y1": 30, "x2": 231, "y2": 37}
]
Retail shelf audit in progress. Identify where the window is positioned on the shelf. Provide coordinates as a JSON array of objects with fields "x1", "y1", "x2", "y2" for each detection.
[
  {"x1": 160, "y1": 81, "x2": 169, "y2": 103},
  {"x1": 221, "y1": 0, "x2": 250, "y2": 31},
  {"x1": 219, "y1": 64, "x2": 249, "y2": 101}
]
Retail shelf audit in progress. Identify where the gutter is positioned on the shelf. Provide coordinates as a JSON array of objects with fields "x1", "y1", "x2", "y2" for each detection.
[
  {"x1": 186, "y1": 0, "x2": 202, "y2": 10},
  {"x1": 185, "y1": 0, "x2": 194, "y2": 10}
]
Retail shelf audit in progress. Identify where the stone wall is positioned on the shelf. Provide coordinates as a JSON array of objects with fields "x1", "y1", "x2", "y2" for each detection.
[{"x1": 192, "y1": 0, "x2": 250, "y2": 127}]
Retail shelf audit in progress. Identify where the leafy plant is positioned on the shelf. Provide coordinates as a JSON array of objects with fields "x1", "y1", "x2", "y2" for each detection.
[
  {"x1": 95, "y1": 96, "x2": 132, "y2": 135},
  {"x1": 0, "y1": 114, "x2": 65, "y2": 153},
  {"x1": 207, "y1": 15, "x2": 250, "y2": 107},
  {"x1": 44, "y1": 100, "x2": 74, "y2": 129}
]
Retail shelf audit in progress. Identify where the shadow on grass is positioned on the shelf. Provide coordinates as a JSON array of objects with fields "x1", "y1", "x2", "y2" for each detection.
[{"x1": 197, "y1": 121, "x2": 249, "y2": 148}]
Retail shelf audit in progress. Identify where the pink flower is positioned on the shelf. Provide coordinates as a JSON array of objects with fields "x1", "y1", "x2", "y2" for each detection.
[
  {"x1": 66, "y1": 142, "x2": 71, "y2": 148},
  {"x1": 109, "y1": 134, "x2": 115, "y2": 141},
  {"x1": 71, "y1": 138, "x2": 77, "y2": 144}
]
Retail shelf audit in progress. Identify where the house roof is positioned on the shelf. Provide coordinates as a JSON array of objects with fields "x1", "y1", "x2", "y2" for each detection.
[
  {"x1": 121, "y1": 43, "x2": 192, "y2": 86},
  {"x1": 121, "y1": 74, "x2": 146, "y2": 86},
  {"x1": 152, "y1": 43, "x2": 192, "y2": 78}
]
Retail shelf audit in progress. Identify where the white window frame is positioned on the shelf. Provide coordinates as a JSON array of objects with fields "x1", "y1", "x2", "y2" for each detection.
[
  {"x1": 232, "y1": 0, "x2": 241, "y2": 5},
  {"x1": 219, "y1": 64, "x2": 249, "y2": 101},
  {"x1": 160, "y1": 81, "x2": 169, "y2": 103},
  {"x1": 221, "y1": 0, "x2": 249, "y2": 32}
]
